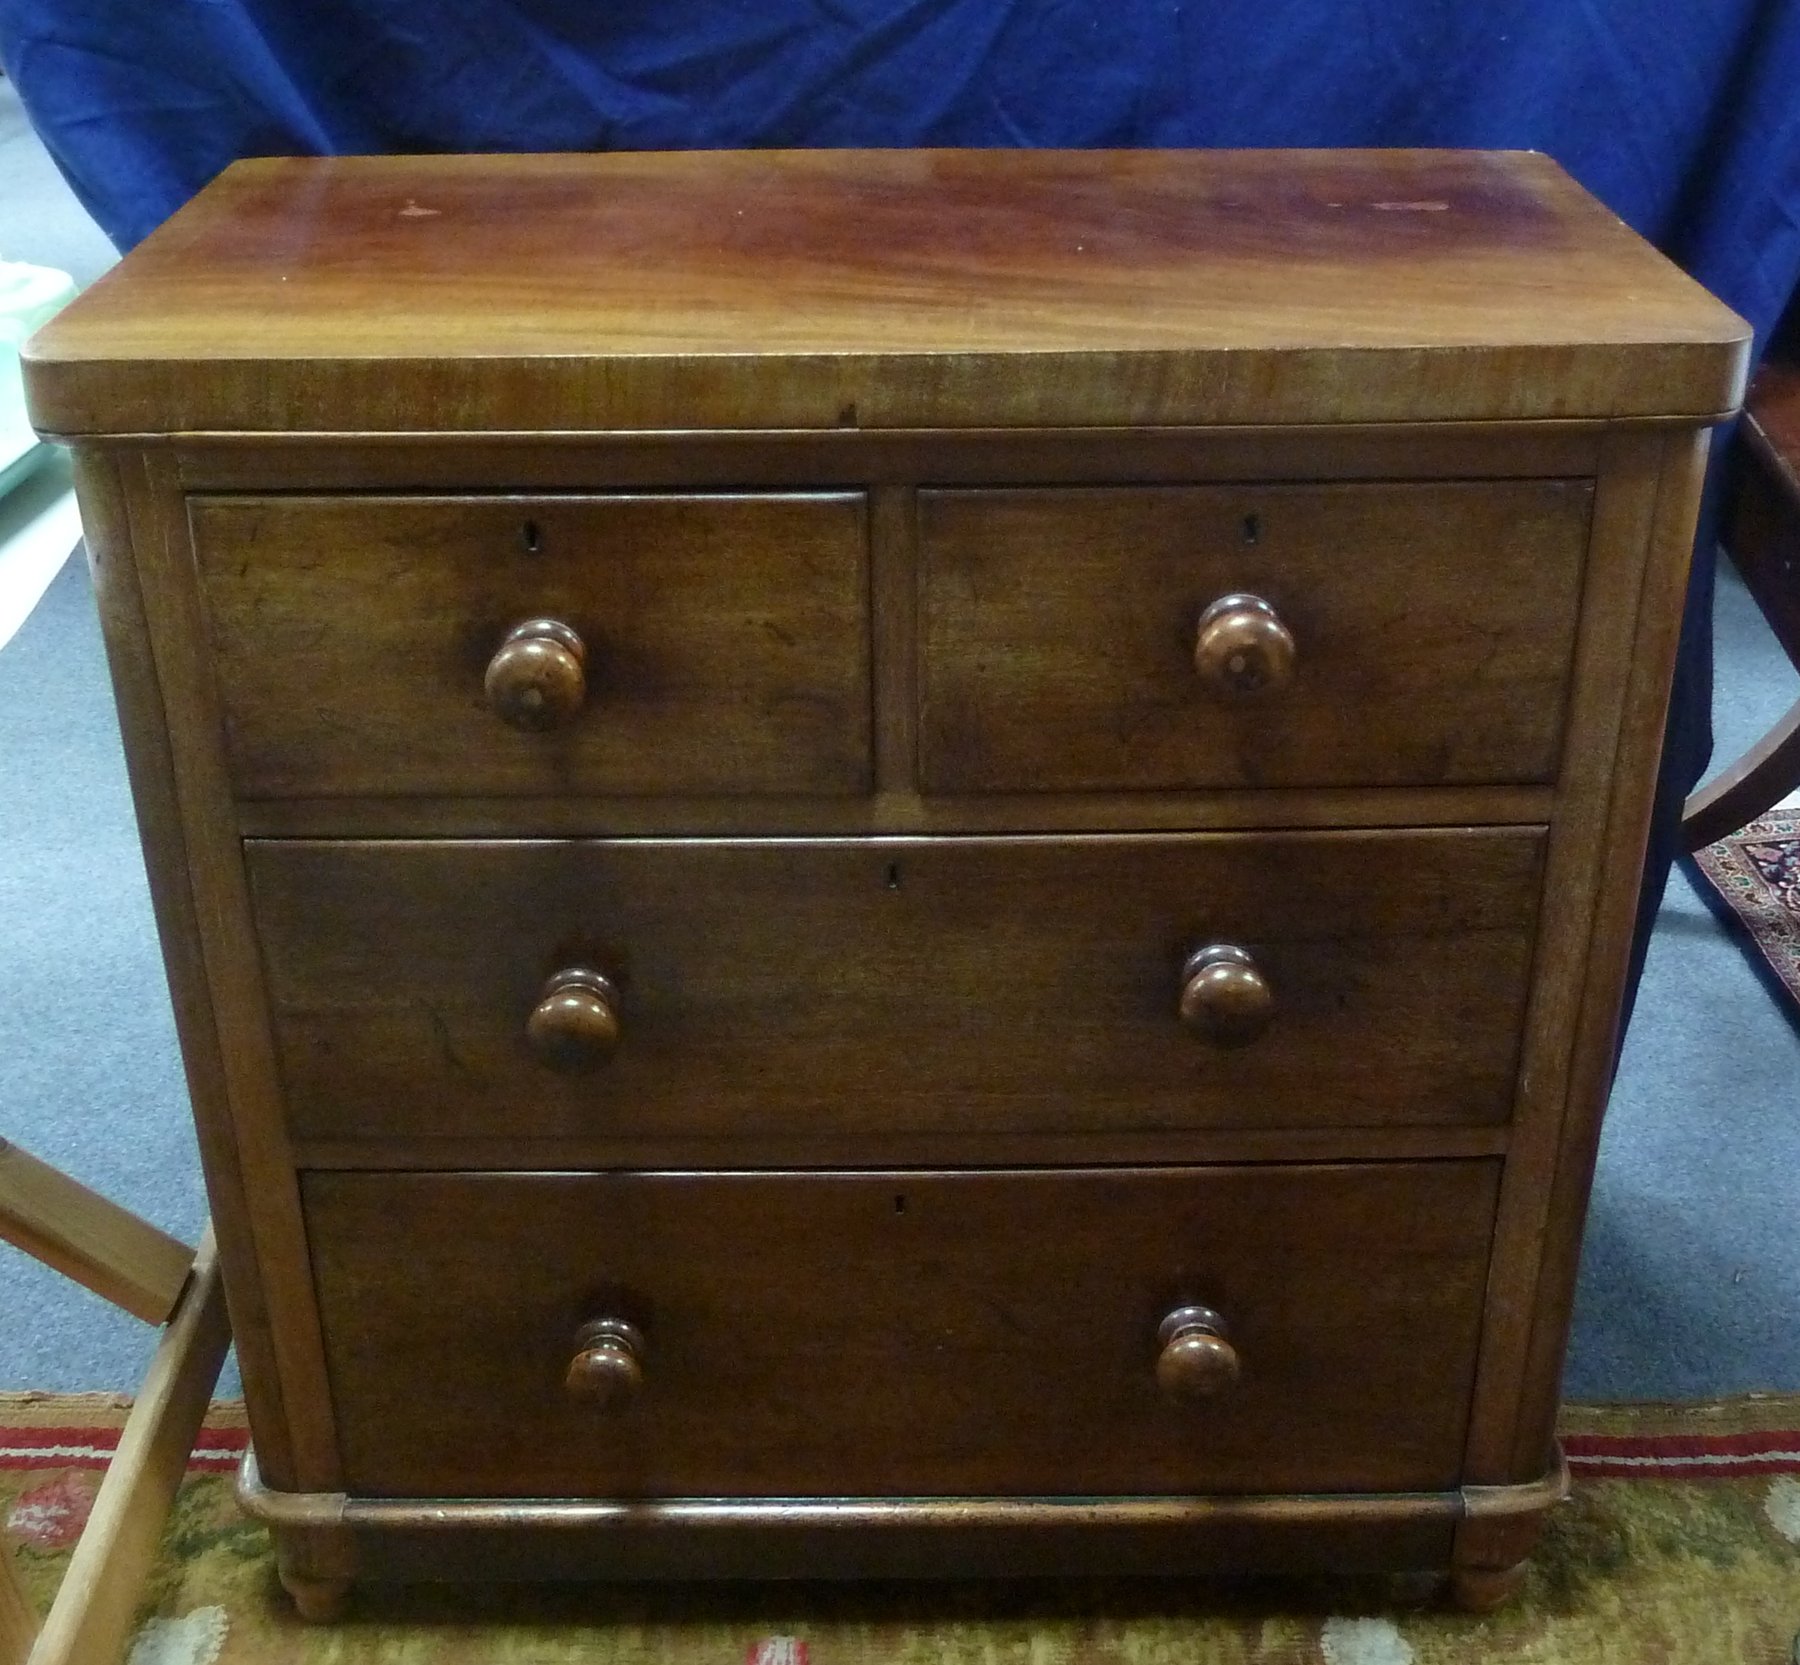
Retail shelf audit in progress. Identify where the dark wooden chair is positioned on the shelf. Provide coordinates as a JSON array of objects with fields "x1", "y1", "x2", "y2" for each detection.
[{"x1": 1681, "y1": 358, "x2": 1800, "y2": 850}]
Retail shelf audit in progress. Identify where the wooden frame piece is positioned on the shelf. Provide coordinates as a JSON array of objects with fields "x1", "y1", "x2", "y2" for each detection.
[
  {"x1": 0, "y1": 1212, "x2": 228, "y2": 1665},
  {"x1": 0, "y1": 1141, "x2": 192, "y2": 1326}
]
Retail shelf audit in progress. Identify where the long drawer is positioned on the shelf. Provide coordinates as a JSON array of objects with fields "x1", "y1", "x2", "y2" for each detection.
[
  {"x1": 306, "y1": 1163, "x2": 1500, "y2": 1498},
  {"x1": 919, "y1": 480, "x2": 1591, "y2": 792},
  {"x1": 248, "y1": 829, "x2": 1545, "y2": 1145},
  {"x1": 190, "y1": 492, "x2": 872, "y2": 798}
]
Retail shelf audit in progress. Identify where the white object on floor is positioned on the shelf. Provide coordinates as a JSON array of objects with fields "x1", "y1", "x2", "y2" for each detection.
[
  {"x1": 125, "y1": 1605, "x2": 228, "y2": 1665},
  {"x1": 1320, "y1": 1615, "x2": 1416, "y2": 1665},
  {"x1": 0, "y1": 256, "x2": 77, "y2": 487},
  {"x1": 0, "y1": 448, "x2": 79, "y2": 650},
  {"x1": 1768, "y1": 1475, "x2": 1800, "y2": 1544}
]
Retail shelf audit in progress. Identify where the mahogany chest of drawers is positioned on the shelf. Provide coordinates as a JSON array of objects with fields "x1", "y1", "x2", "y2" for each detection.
[{"x1": 23, "y1": 148, "x2": 1747, "y2": 1615}]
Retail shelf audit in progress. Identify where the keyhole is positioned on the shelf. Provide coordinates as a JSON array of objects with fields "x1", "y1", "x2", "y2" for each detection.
[
  {"x1": 893, "y1": 1194, "x2": 907, "y2": 1214},
  {"x1": 885, "y1": 862, "x2": 902, "y2": 890},
  {"x1": 521, "y1": 520, "x2": 542, "y2": 554},
  {"x1": 1241, "y1": 514, "x2": 1261, "y2": 545}
]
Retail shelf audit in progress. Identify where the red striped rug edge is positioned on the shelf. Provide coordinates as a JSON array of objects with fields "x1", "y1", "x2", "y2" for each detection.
[{"x1": 0, "y1": 1424, "x2": 249, "y2": 1471}]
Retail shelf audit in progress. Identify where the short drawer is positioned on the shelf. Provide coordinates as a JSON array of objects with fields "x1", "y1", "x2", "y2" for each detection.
[
  {"x1": 919, "y1": 481, "x2": 1590, "y2": 792},
  {"x1": 248, "y1": 828, "x2": 1544, "y2": 1147},
  {"x1": 190, "y1": 492, "x2": 871, "y2": 797},
  {"x1": 306, "y1": 1162, "x2": 1499, "y2": 1498}
]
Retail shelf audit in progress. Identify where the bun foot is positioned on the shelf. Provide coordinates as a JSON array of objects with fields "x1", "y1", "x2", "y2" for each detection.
[
  {"x1": 280, "y1": 1571, "x2": 351, "y2": 1623},
  {"x1": 1448, "y1": 1561, "x2": 1527, "y2": 1613}
]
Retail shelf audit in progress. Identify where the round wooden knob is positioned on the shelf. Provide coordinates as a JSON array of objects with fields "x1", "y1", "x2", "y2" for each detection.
[
  {"x1": 565, "y1": 1317, "x2": 645, "y2": 1410},
  {"x1": 1179, "y1": 944, "x2": 1275, "y2": 1046},
  {"x1": 527, "y1": 969, "x2": 621, "y2": 1070},
  {"x1": 1156, "y1": 1306, "x2": 1240, "y2": 1402},
  {"x1": 484, "y1": 619, "x2": 587, "y2": 731},
  {"x1": 1193, "y1": 594, "x2": 1295, "y2": 699}
]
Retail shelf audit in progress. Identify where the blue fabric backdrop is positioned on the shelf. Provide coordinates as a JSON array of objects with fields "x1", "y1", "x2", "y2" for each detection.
[{"x1": 7, "y1": 0, "x2": 1800, "y2": 1010}]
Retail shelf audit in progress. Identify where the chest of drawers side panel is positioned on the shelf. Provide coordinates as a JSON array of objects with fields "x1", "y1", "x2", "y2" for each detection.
[
  {"x1": 64, "y1": 448, "x2": 300, "y2": 1487},
  {"x1": 1461, "y1": 425, "x2": 1714, "y2": 1492},
  {"x1": 79, "y1": 446, "x2": 340, "y2": 1492},
  {"x1": 1507, "y1": 426, "x2": 1717, "y2": 1474}
]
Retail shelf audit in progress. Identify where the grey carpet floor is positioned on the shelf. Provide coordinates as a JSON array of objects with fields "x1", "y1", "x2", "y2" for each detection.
[
  {"x1": 2, "y1": 553, "x2": 207, "y2": 1391},
  {"x1": 1563, "y1": 566, "x2": 1800, "y2": 1398}
]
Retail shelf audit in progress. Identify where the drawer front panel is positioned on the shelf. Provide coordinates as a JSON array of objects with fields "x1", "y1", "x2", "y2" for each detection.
[
  {"x1": 307, "y1": 1163, "x2": 1499, "y2": 1498},
  {"x1": 249, "y1": 829, "x2": 1544, "y2": 1145},
  {"x1": 919, "y1": 481, "x2": 1591, "y2": 792},
  {"x1": 191, "y1": 493, "x2": 871, "y2": 798}
]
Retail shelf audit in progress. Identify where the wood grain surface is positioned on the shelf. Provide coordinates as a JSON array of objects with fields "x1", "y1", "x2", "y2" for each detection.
[
  {"x1": 167, "y1": 423, "x2": 1613, "y2": 493},
  {"x1": 191, "y1": 492, "x2": 871, "y2": 798},
  {"x1": 24, "y1": 1230, "x2": 229, "y2": 1665},
  {"x1": 23, "y1": 150, "x2": 1747, "y2": 435},
  {"x1": 920, "y1": 480, "x2": 1591, "y2": 791},
  {"x1": 121, "y1": 452, "x2": 346, "y2": 1490},
  {"x1": 304, "y1": 1162, "x2": 1499, "y2": 1499},
  {"x1": 247, "y1": 829, "x2": 1544, "y2": 1146},
  {"x1": 73, "y1": 450, "x2": 312, "y2": 1488}
]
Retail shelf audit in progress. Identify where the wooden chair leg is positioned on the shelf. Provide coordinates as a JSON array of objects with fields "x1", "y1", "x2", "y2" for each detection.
[
  {"x1": 0, "y1": 1551, "x2": 39, "y2": 1665},
  {"x1": 1687, "y1": 355, "x2": 1800, "y2": 853},
  {"x1": 1681, "y1": 694, "x2": 1800, "y2": 851},
  {"x1": 25, "y1": 1227, "x2": 229, "y2": 1665},
  {"x1": 0, "y1": 1140, "x2": 193, "y2": 1326}
]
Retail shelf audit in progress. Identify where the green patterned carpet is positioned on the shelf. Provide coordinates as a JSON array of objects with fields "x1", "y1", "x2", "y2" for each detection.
[{"x1": 5, "y1": 1395, "x2": 1799, "y2": 1664}]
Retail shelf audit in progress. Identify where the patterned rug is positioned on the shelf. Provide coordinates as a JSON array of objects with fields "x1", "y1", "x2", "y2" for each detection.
[
  {"x1": 5, "y1": 1395, "x2": 1799, "y2": 1665},
  {"x1": 1690, "y1": 811, "x2": 1800, "y2": 1025}
]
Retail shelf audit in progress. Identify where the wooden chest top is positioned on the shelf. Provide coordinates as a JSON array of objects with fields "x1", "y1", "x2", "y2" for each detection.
[{"x1": 25, "y1": 148, "x2": 1747, "y2": 435}]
